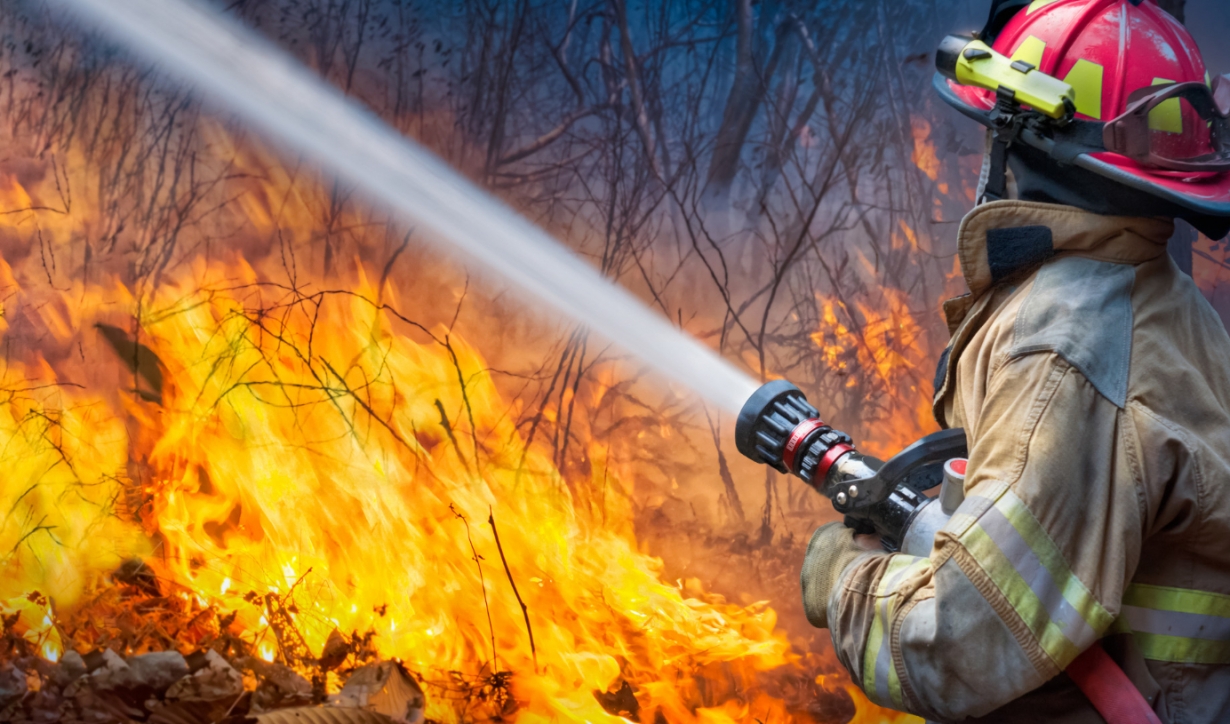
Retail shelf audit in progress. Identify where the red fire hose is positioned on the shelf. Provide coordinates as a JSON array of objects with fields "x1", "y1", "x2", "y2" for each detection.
[{"x1": 1067, "y1": 642, "x2": 1163, "y2": 724}]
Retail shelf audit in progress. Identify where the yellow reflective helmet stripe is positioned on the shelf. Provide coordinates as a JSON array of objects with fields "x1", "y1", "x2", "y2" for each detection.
[
  {"x1": 862, "y1": 555, "x2": 929, "y2": 709},
  {"x1": 958, "y1": 487, "x2": 1114, "y2": 669},
  {"x1": 1110, "y1": 583, "x2": 1230, "y2": 664},
  {"x1": 1027, "y1": 0, "x2": 1064, "y2": 13},
  {"x1": 1006, "y1": 35, "x2": 1101, "y2": 119},
  {"x1": 1149, "y1": 77, "x2": 1184, "y2": 133},
  {"x1": 1011, "y1": 36, "x2": 1047, "y2": 69},
  {"x1": 1062, "y1": 59, "x2": 1104, "y2": 119}
]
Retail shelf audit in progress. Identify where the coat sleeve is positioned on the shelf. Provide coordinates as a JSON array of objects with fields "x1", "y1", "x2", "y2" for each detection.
[{"x1": 824, "y1": 351, "x2": 1144, "y2": 720}]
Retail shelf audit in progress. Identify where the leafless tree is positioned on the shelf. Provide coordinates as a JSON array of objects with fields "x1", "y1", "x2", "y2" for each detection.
[{"x1": 1, "y1": 0, "x2": 964, "y2": 548}]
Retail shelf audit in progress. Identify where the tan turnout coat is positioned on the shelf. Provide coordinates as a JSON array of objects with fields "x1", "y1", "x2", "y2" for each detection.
[{"x1": 820, "y1": 201, "x2": 1230, "y2": 723}]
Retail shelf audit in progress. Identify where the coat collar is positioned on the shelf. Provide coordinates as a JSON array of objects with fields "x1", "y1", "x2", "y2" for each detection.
[{"x1": 945, "y1": 201, "x2": 1174, "y2": 330}]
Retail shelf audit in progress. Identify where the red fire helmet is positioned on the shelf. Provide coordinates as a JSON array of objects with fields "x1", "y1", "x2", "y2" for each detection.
[{"x1": 935, "y1": 0, "x2": 1230, "y2": 219}]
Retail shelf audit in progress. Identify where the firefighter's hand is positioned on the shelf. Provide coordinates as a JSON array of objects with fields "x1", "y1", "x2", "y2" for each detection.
[
  {"x1": 854, "y1": 532, "x2": 884, "y2": 551},
  {"x1": 801, "y1": 522, "x2": 885, "y2": 629}
]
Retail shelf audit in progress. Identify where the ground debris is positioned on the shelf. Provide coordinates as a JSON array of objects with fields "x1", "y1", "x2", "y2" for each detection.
[
  {"x1": 149, "y1": 702, "x2": 223, "y2": 724},
  {"x1": 0, "y1": 663, "x2": 28, "y2": 706},
  {"x1": 93, "y1": 650, "x2": 189, "y2": 693},
  {"x1": 167, "y1": 649, "x2": 243, "y2": 701},
  {"x1": 318, "y1": 630, "x2": 350, "y2": 672},
  {"x1": 329, "y1": 661, "x2": 424, "y2": 723},
  {"x1": 0, "y1": 643, "x2": 441, "y2": 724},
  {"x1": 243, "y1": 656, "x2": 314, "y2": 711},
  {"x1": 226, "y1": 708, "x2": 396, "y2": 724},
  {"x1": 59, "y1": 651, "x2": 88, "y2": 682}
]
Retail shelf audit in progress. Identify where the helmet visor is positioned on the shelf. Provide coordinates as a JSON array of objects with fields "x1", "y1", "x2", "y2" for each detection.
[{"x1": 1103, "y1": 78, "x2": 1230, "y2": 172}]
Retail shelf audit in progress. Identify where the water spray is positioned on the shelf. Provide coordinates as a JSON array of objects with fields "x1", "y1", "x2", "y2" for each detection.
[
  {"x1": 53, "y1": 0, "x2": 967, "y2": 548},
  {"x1": 54, "y1": 0, "x2": 758, "y2": 414}
]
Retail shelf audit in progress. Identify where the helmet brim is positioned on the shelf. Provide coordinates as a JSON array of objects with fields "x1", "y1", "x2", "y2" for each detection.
[{"x1": 932, "y1": 73, "x2": 1230, "y2": 218}]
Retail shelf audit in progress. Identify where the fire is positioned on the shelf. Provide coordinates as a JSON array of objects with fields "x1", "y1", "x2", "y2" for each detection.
[
  {"x1": 137, "y1": 272, "x2": 803, "y2": 720},
  {"x1": 809, "y1": 287, "x2": 939, "y2": 458},
  {"x1": 1193, "y1": 233, "x2": 1230, "y2": 302},
  {"x1": 910, "y1": 117, "x2": 949, "y2": 196},
  {"x1": 0, "y1": 259, "x2": 794, "y2": 720},
  {"x1": 0, "y1": 245, "x2": 919, "y2": 722},
  {"x1": 0, "y1": 35, "x2": 929, "y2": 722}
]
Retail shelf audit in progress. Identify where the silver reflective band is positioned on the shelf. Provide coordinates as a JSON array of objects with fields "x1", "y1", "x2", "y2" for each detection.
[
  {"x1": 1112, "y1": 583, "x2": 1230, "y2": 664},
  {"x1": 977, "y1": 504, "x2": 1098, "y2": 649},
  {"x1": 1120, "y1": 605, "x2": 1230, "y2": 641}
]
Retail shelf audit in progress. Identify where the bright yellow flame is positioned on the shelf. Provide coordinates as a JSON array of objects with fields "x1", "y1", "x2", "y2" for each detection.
[
  {"x1": 0, "y1": 266, "x2": 800, "y2": 722},
  {"x1": 0, "y1": 117, "x2": 921, "y2": 723}
]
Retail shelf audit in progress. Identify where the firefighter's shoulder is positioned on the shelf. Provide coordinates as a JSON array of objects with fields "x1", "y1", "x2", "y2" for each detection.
[{"x1": 1006, "y1": 255, "x2": 1134, "y2": 409}]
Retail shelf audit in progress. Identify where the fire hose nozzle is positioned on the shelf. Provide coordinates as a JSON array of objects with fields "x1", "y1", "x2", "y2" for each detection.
[
  {"x1": 735, "y1": 380, "x2": 969, "y2": 552},
  {"x1": 734, "y1": 380, "x2": 855, "y2": 487}
]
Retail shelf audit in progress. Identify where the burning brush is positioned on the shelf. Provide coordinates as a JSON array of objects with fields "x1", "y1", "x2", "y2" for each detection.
[{"x1": 0, "y1": 642, "x2": 426, "y2": 724}]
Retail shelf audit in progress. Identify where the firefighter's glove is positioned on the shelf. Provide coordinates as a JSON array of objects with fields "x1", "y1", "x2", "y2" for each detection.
[{"x1": 801, "y1": 522, "x2": 881, "y2": 629}]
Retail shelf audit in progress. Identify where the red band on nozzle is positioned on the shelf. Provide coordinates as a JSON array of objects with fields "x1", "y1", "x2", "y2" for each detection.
[
  {"x1": 781, "y1": 418, "x2": 825, "y2": 473},
  {"x1": 816, "y1": 443, "x2": 854, "y2": 485}
]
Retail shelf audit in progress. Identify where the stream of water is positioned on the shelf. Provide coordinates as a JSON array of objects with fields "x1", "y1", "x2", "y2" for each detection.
[{"x1": 53, "y1": 0, "x2": 760, "y2": 415}]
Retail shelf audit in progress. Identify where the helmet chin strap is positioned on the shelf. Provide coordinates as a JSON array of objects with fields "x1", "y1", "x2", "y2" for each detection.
[
  {"x1": 982, "y1": 128, "x2": 1012, "y2": 203},
  {"x1": 976, "y1": 128, "x2": 1018, "y2": 205},
  {"x1": 975, "y1": 130, "x2": 994, "y2": 206},
  {"x1": 977, "y1": 88, "x2": 1033, "y2": 205}
]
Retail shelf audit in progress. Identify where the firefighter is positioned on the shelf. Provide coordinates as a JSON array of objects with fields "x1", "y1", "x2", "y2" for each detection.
[{"x1": 800, "y1": 1, "x2": 1230, "y2": 722}]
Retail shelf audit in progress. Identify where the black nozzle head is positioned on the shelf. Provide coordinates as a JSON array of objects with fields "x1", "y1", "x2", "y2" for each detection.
[
  {"x1": 734, "y1": 380, "x2": 819, "y2": 471},
  {"x1": 936, "y1": 34, "x2": 974, "y2": 82}
]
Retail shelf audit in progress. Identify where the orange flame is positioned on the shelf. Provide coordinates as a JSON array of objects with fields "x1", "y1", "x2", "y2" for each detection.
[
  {"x1": 910, "y1": 117, "x2": 950, "y2": 197},
  {"x1": 1194, "y1": 233, "x2": 1230, "y2": 300},
  {"x1": 809, "y1": 287, "x2": 938, "y2": 458},
  {"x1": 0, "y1": 149, "x2": 922, "y2": 722}
]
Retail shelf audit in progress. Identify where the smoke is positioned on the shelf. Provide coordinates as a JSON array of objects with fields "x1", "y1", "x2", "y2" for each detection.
[{"x1": 50, "y1": 0, "x2": 760, "y2": 415}]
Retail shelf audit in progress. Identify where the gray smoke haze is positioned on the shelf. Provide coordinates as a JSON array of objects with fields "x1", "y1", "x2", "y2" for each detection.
[{"x1": 51, "y1": 0, "x2": 762, "y2": 415}]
